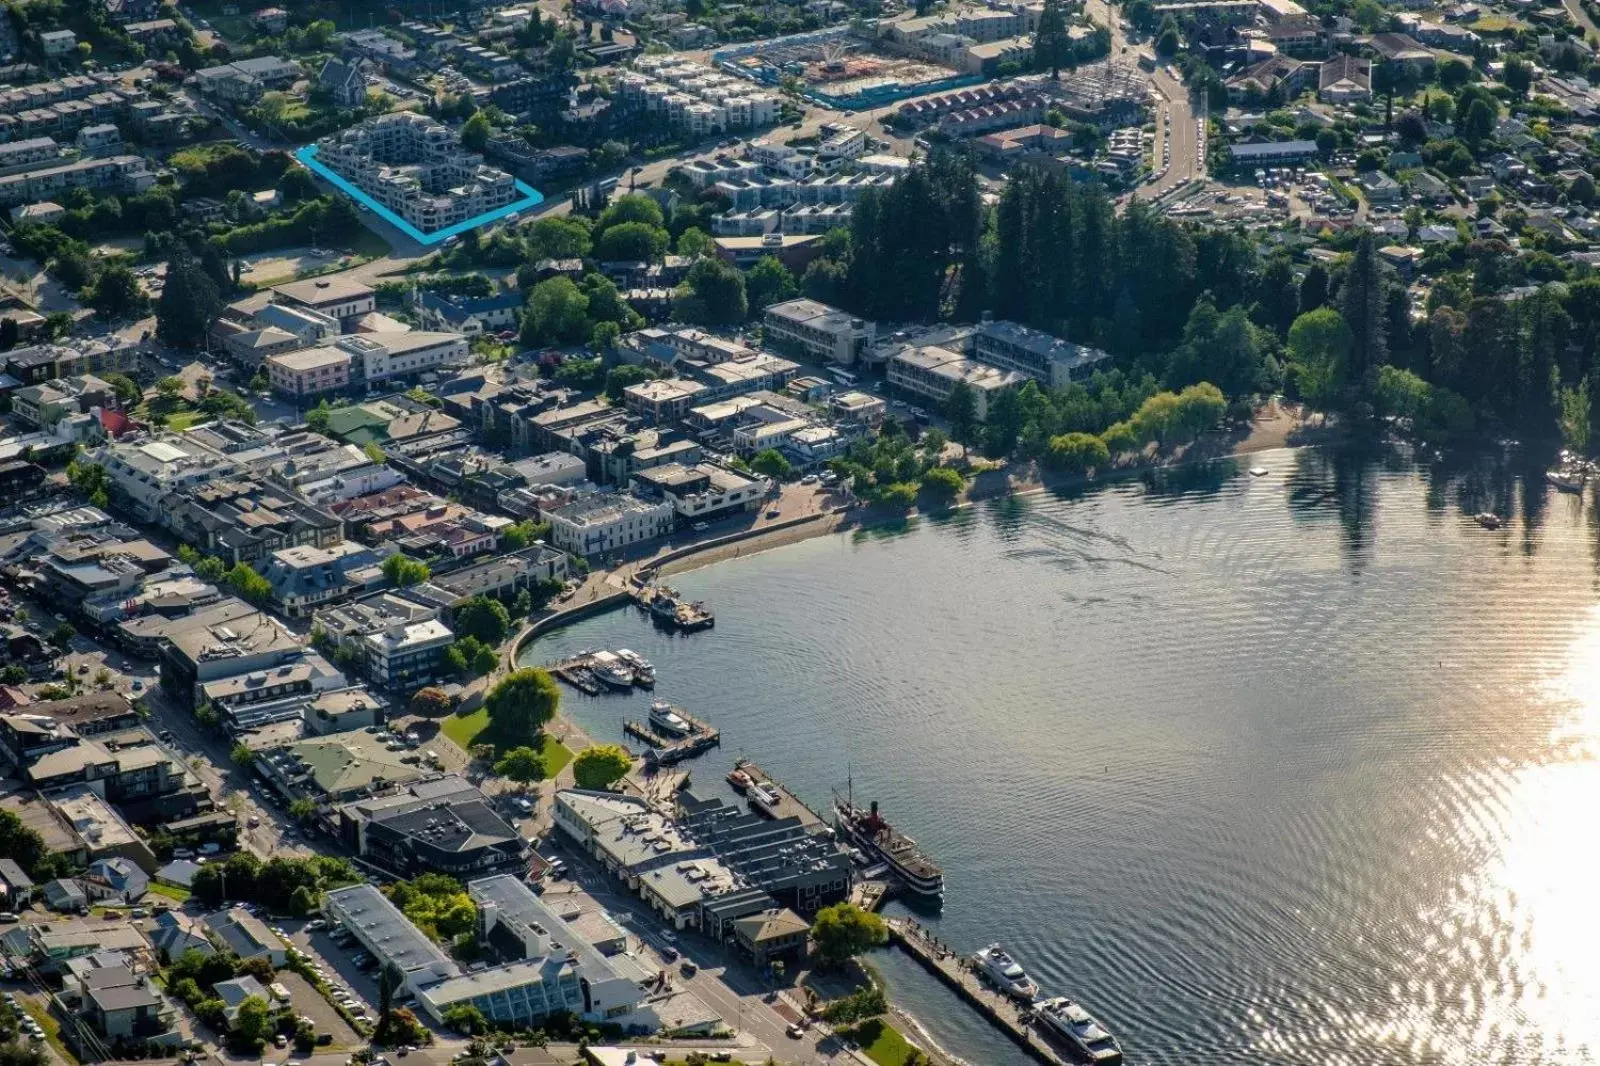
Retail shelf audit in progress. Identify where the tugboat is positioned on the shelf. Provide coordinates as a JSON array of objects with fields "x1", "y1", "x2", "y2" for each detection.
[
  {"x1": 1034, "y1": 997, "x2": 1123, "y2": 1064},
  {"x1": 833, "y1": 786, "x2": 944, "y2": 901},
  {"x1": 616, "y1": 649, "x2": 655, "y2": 687},
  {"x1": 971, "y1": 944, "x2": 1040, "y2": 1001}
]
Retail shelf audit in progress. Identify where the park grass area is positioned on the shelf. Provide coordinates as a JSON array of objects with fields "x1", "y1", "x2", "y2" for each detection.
[
  {"x1": 22, "y1": 997, "x2": 77, "y2": 1065},
  {"x1": 844, "y1": 1019, "x2": 919, "y2": 1066},
  {"x1": 147, "y1": 881, "x2": 190, "y2": 902},
  {"x1": 442, "y1": 709, "x2": 573, "y2": 772},
  {"x1": 164, "y1": 408, "x2": 212, "y2": 432}
]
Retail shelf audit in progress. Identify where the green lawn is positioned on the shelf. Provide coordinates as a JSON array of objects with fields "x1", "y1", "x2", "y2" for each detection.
[
  {"x1": 440, "y1": 710, "x2": 571, "y2": 773},
  {"x1": 844, "y1": 1019, "x2": 919, "y2": 1066},
  {"x1": 165, "y1": 409, "x2": 212, "y2": 432},
  {"x1": 148, "y1": 881, "x2": 190, "y2": 902}
]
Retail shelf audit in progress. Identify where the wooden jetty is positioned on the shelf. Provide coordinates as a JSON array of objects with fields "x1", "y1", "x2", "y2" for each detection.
[
  {"x1": 886, "y1": 919, "x2": 1076, "y2": 1066},
  {"x1": 850, "y1": 878, "x2": 890, "y2": 913},
  {"x1": 735, "y1": 758, "x2": 827, "y2": 829},
  {"x1": 624, "y1": 706, "x2": 720, "y2": 766}
]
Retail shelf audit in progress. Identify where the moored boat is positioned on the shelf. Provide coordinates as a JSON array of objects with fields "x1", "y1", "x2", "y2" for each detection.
[
  {"x1": 833, "y1": 792, "x2": 944, "y2": 900},
  {"x1": 617, "y1": 648, "x2": 655, "y2": 687},
  {"x1": 1033, "y1": 997, "x2": 1122, "y2": 1064},
  {"x1": 971, "y1": 944, "x2": 1039, "y2": 1002},
  {"x1": 727, "y1": 768, "x2": 753, "y2": 792},
  {"x1": 648, "y1": 700, "x2": 692, "y2": 736},
  {"x1": 589, "y1": 651, "x2": 634, "y2": 690},
  {"x1": 1547, "y1": 467, "x2": 1587, "y2": 493}
]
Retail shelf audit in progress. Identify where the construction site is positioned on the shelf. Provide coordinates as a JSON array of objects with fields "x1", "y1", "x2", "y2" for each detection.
[{"x1": 714, "y1": 26, "x2": 984, "y2": 110}]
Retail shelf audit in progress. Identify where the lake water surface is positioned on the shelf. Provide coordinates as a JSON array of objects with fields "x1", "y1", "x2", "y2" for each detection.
[{"x1": 523, "y1": 445, "x2": 1600, "y2": 1066}]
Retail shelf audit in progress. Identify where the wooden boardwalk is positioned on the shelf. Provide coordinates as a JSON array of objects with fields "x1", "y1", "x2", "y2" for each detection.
[
  {"x1": 624, "y1": 707, "x2": 721, "y2": 765},
  {"x1": 886, "y1": 919, "x2": 1077, "y2": 1066}
]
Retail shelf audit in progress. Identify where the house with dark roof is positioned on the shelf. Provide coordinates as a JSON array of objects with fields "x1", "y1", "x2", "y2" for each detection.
[
  {"x1": 1319, "y1": 54, "x2": 1372, "y2": 102},
  {"x1": 42, "y1": 877, "x2": 88, "y2": 912},
  {"x1": 213, "y1": 975, "x2": 272, "y2": 1027},
  {"x1": 206, "y1": 907, "x2": 289, "y2": 966},
  {"x1": 318, "y1": 58, "x2": 366, "y2": 108},
  {"x1": 0, "y1": 857, "x2": 33, "y2": 907},
  {"x1": 414, "y1": 290, "x2": 524, "y2": 337},
  {"x1": 84, "y1": 857, "x2": 149, "y2": 903},
  {"x1": 149, "y1": 910, "x2": 213, "y2": 960}
]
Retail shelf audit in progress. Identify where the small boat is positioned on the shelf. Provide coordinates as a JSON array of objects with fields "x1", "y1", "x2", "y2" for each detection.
[
  {"x1": 648, "y1": 700, "x2": 692, "y2": 736},
  {"x1": 616, "y1": 648, "x2": 655, "y2": 687},
  {"x1": 1475, "y1": 512, "x2": 1503, "y2": 530},
  {"x1": 751, "y1": 783, "x2": 781, "y2": 811},
  {"x1": 726, "y1": 768, "x2": 753, "y2": 792},
  {"x1": 1248, "y1": 466, "x2": 1269, "y2": 477},
  {"x1": 1547, "y1": 467, "x2": 1586, "y2": 493},
  {"x1": 971, "y1": 944, "x2": 1040, "y2": 1001},
  {"x1": 589, "y1": 651, "x2": 634, "y2": 690}
]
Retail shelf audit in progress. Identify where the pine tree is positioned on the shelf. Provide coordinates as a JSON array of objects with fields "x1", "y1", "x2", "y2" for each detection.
[
  {"x1": 156, "y1": 248, "x2": 220, "y2": 350},
  {"x1": 1034, "y1": 0, "x2": 1073, "y2": 79},
  {"x1": 1339, "y1": 233, "x2": 1388, "y2": 407}
]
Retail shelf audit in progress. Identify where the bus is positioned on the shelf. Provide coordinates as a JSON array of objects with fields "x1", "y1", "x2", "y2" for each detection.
[{"x1": 829, "y1": 368, "x2": 858, "y2": 387}]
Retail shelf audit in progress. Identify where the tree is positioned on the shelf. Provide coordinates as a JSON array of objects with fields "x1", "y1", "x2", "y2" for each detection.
[
  {"x1": 49, "y1": 622, "x2": 74, "y2": 648},
  {"x1": 472, "y1": 643, "x2": 498, "y2": 675},
  {"x1": 750, "y1": 448, "x2": 792, "y2": 480},
  {"x1": 230, "y1": 742, "x2": 255, "y2": 768},
  {"x1": 810, "y1": 902, "x2": 887, "y2": 967},
  {"x1": 1044, "y1": 432, "x2": 1111, "y2": 473},
  {"x1": 745, "y1": 256, "x2": 798, "y2": 311},
  {"x1": 410, "y1": 686, "x2": 453, "y2": 717},
  {"x1": 1286, "y1": 307, "x2": 1351, "y2": 410},
  {"x1": 454, "y1": 596, "x2": 511, "y2": 644},
  {"x1": 156, "y1": 376, "x2": 184, "y2": 401},
  {"x1": 572, "y1": 744, "x2": 631, "y2": 789},
  {"x1": 494, "y1": 746, "x2": 547, "y2": 783},
  {"x1": 382, "y1": 554, "x2": 431, "y2": 587},
  {"x1": 441, "y1": 1003, "x2": 486, "y2": 1036},
  {"x1": 1504, "y1": 56, "x2": 1532, "y2": 98},
  {"x1": 604, "y1": 364, "x2": 654, "y2": 401},
  {"x1": 84, "y1": 264, "x2": 148, "y2": 319},
  {"x1": 104, "y1": 372, "x2": 141, "y2": 406},
  {"x1": 676, "y1": 227, "x2": 715, "y2": 259},
  {"x1": 595, "y1": 220, "x2": 669, "y2": 263},
  {"x1": 157, "y1": 248, "x2": 221, "y2": 349},
  {"x1": 521, "y1": 276, "x2": 590, "y2": 346},
  {"x1": 944, "y1": 381, "x2": 979, "y2": 446},
  {"x1": 196, "y1": 555, "x2": 227, "y2": 582},
  {"x1": 1034, "y1": 0, "x2": 1073, "y2": 78},
  {"x1": 528, "y1": 216, "x2": 592, "y2": 260},
  {"x1": 591, "y1": 320, "x2": 621, "y2": 353},
  {"x1": 1154, "y1": 15, "x2": 1180, "y2": 56},
  {"x1": 225, "y1": 562, "x2": 272, "y2": 605},
  {"x1": 461, "y1": 110, "x2": 491, "y2": 152},
  {"x1": 1340, "y1": 233, "x2": 1389, "y2": 406},
  {"x1": 288, "y1": 797, "x2": 317, "y2": 822},
  {"x1": 918, "y1": 465, "x2": 963, "y2": 503},
  {"x1": 674, "y1": 257, "x2": 748, "y2": 325},
  {"x1": 484, "y1": 668, "x2": 560, "y2": 747}
]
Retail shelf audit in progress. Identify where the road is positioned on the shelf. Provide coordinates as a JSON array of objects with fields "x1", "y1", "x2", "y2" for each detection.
[{"x1": 1567, "y1": 0, "x2": 1600, "y2": 43}]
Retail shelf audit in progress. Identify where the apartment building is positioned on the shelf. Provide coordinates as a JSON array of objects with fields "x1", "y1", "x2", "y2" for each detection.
[
  {"x1": 0, "y1": 154, "x2": 154, "y2": 207},
  {"x1": 266, "y1": 346, "x2": 351, "y2": 398},
  {"x1": 272, "y1": 276, "x2": 377, "y2": 323},
  {"x1": 972, "y1": 319, "x2": 1112, "y2": 387},
  {"x1": 194, "y1": 56, "x2": 301, "y2": 104},
  {"x1": 316, "y1": 112, "x2": 518, "y2": 233}
]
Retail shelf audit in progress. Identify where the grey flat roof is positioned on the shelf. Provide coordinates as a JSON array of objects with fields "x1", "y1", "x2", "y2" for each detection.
[{"x1": 324, "y1": 883, "x2": 454, "y2": 975}]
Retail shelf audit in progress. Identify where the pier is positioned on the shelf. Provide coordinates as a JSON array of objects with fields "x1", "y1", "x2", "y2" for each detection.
[
  {"x1": 886, "y1": 919, "x2": 1076, "y2": 1066},
  {"x1": 850, "y1": 878, "x2": 891, "y2": 912},
  {"x1": 549, "y1": 656, "x2": 603, "y2": 695},
  {"x1": 734, "y1": 759, "x2": 827, "y2": 829},
  {"x1": 631, "y1": 583, "x2": 716, "y2": 631},
  {"x1": 624, "y1": 706, "x2": 721, "y2": 766}
]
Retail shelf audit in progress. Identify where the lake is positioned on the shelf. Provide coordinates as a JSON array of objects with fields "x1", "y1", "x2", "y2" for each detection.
[{"x1": 522, "y1": 444, "x2": 1600, "y2": 1066}]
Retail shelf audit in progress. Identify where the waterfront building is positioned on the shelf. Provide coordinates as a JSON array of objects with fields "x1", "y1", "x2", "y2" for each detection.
[
  {"x1": 972, "y1": 319, "x2": 1112, "y2": 387},
  {"x1": 887, "y1": 344, "x2": 1028, "y2": 421},
  {"x1": 629, "y1": 462, "x2": 769, "y2": 523},
  {"x1": 338, "y1": 775, "x2": 526, "y2": 879},
  {"x1": 763, "y1": 298, "x2": 876, "y2": 365},
  {"x1": 544, "y1": 493, "x2": 675, "y2": 558}
]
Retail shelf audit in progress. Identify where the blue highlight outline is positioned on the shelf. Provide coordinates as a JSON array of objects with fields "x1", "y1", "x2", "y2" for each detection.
[{"x1": 294, "y1": 143, "x2": 544, "y2": 246}]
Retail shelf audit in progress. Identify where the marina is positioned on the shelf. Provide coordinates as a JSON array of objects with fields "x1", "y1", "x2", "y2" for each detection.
[
  {"x1": 546, "y1": 648, "x2": 660, "y2": 695},
  {"x1": 623, "y1": 700, "x2": 722, "y2": 765}
]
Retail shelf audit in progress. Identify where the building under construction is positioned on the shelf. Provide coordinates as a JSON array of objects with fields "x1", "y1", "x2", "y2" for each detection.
[{"x1": 1046, "y1": 60, "x2": 1149, "y2": 129}]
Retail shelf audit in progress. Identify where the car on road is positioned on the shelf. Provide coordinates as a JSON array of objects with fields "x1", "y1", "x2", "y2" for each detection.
[
  {"x1": 679, "y1": 959, "x2": 697, "y2": 976},
  {"x1": 786, "y1": 1024, "x2": 804, "y2": 1039},
  {"x1": 0, "y1": 913, "x2": 18, "y2": 923},
  {"x1": 766, "y1": 508, "x2": 781, "y2": 519},
  {"x1": 306, "y1": 919, "x2": 327, "y2": 931},
  {"x1": 691, "y1": 521, "x2": 709, "y2": 532}
]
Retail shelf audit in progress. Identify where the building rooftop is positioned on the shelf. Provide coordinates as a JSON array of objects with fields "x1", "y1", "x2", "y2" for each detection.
[{"x1": 323, "y1": 883, "x2": 458, "y2": 976}]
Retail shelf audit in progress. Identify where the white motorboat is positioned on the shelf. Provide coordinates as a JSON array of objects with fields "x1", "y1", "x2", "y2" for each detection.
[
  {"x1": 971, "y1": 944, "x2": 1039, "y2": 1001},
  {"x1": 648, "y1": 700, "x2": 691, "y2": 736},
  {"x1": 617, "y1": 648, "x2": 656, "y2": 687},
  {"x1": 589, "y1": 651, "x2": 634, "y2": 690},
  {"x1": 1034, "y1": 996, "x2": 1123, "y2": 1064}
]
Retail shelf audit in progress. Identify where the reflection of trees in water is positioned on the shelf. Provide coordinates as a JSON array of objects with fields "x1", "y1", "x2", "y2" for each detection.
[
  {"x1": 1286, "y1": 445, "x2": 1379, "y2": 569},
  {"x1": 982, "y1": 493, "x2": 1032, "y2": 542},
  {"x1": 1136, "y1": 457, "x2": 1239, "y2": 500}
]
